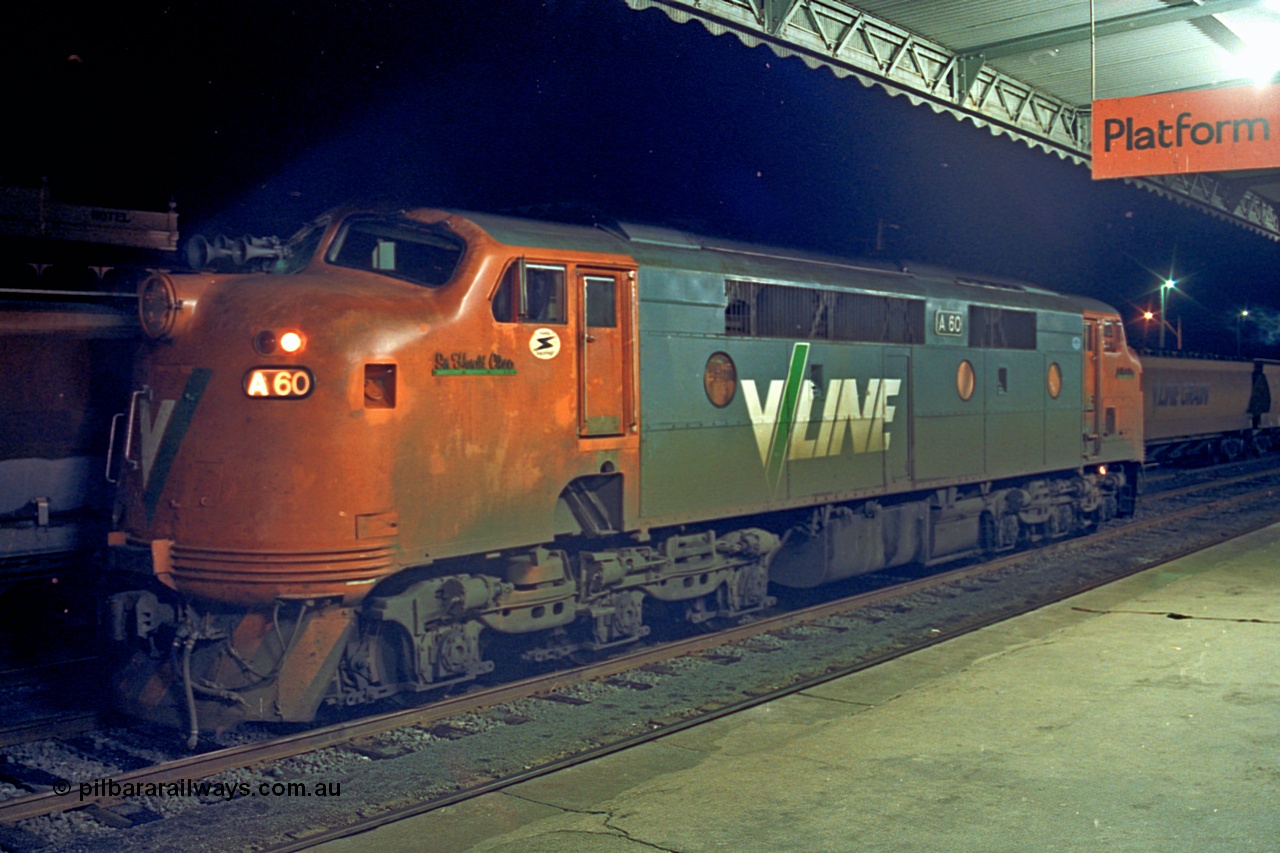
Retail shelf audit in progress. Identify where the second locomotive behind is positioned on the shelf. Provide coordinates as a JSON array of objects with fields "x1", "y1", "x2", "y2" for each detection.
[{"x1": 106, "y1": 208, "x2": 1142, "y2": 734}]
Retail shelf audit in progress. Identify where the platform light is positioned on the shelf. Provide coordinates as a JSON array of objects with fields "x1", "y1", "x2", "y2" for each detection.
[
  {"x1": 1229, "y1": 49, "x2": 1280, "y2": 86},
  {"x1": 1159, "y1": 279, "x2": 1177, "y2": 350},
  {"x1": 1217, "y1": 7, "x2": 1280, "y2": 85},
  {"x1": 1227, "y1": 37, "x2": 1280, "y2": 86}
]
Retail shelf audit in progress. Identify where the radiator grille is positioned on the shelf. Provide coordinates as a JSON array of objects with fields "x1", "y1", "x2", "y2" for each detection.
[{"x1": 725, "y1": 280, "x2": 924, "y2": 345}]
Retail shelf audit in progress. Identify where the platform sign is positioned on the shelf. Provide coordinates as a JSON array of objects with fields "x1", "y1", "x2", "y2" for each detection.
[{"x1": 1092, "y1": 84, "x2": 1280, "y2": 180}]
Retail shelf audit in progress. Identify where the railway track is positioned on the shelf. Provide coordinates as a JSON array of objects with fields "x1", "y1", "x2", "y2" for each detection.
[
  {"x1": 0, "y1": 460, "x2": 1278, "y2": 853},
  {"x1": 0, "y1": 658, "x2": 100, "y2": 748}
]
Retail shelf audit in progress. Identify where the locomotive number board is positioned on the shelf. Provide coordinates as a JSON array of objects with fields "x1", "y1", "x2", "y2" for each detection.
[
  {"x1": 244, "y1": 368, "x2": 315, "y2": 398},
  {"x1": 934, "y1": 311, "x2": 964, "y2": 337}
]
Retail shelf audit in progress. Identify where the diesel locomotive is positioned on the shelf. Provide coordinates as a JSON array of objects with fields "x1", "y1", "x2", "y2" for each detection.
[{"x1": 105, "y1": 207, "x2": 1144, "y2": 735}]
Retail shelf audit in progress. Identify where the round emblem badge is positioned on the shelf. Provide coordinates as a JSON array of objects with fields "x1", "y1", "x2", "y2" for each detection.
[{"x1": 530, "y1": 327, "x2": 561, "y2": 360}]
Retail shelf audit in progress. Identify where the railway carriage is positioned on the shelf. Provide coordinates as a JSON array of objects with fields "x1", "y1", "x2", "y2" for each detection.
[
  {"x1": 1141, "y1": 354, "x2": 1280, "y2": 464},
  {"x1": 106, "y1": 207, "x2": 1142, "y2": 734}
]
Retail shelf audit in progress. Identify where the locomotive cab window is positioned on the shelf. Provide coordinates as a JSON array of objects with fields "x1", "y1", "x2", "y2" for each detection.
[
  {"x1": 1102, "y1": 321, "x2": 1124, "y2": 353},
  {"x1": 492, "y1": 262, "x2": 567, "y2": 324},
  {"x1": 327, "y1": 215, "x2": 464, "y2": 288},
  {"x1": 270, "y1": 219, "x2": 329, "y2": 275},
  {"x1": 584, "y1": 276, "x2": 617, "y2": 328}
]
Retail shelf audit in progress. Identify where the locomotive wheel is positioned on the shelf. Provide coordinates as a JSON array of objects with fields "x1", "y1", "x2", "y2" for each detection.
[
  {"x1": 610, "y1": 592, "x2": 644, "y2": 639},
  {"x1": 742, "y1": 563, "x2": 770, "y2": 609},
  {"x1": 436, "y1": 626, "x2": 475, "y2": 676},
  {"x1": 979, "y1": 512, "x2": 999, "y2": 555},
  {"x1": 1046, "y1": 507, "x2": 1063, "y2": 539}
]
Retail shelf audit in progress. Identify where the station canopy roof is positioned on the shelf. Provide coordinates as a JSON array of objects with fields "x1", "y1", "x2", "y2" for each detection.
[{"x1": 625, "y1": 0, "x2": 1280, "y2": 241}]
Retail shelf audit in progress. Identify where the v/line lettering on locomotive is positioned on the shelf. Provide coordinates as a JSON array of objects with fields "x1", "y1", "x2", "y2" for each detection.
[
  {"x1": 742, "y1": 342, "x2": 900, "y2": 493},
  {"x1": 137, "y1": 368, "x2": 212, "y2": 524}
]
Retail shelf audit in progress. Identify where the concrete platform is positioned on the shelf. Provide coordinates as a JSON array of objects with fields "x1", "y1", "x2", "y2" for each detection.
[{"x1": 313, "y1": 524, "x2": 1280, "y2": 852}]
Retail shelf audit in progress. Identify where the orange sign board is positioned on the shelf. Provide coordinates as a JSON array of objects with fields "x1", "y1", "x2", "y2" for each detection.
[{"x1": 1092, "y1": 85, "x2": 1280, "y2": 179}]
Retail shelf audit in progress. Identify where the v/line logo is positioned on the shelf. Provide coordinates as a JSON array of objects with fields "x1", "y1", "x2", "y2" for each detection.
[{"x1": 741, "y1": 342, "x2": 901, "y2": 488}]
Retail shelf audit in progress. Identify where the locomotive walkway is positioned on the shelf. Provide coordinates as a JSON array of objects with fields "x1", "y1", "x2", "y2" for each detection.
[{"x1": 309, "y1": 521, "x2": 1280, "y2": 852}]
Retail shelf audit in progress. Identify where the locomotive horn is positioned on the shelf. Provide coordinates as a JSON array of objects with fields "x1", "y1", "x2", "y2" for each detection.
[
  {"x1": 184, "y1": 234, "x2": 222, "y2": 269},
  {"x1": 229, "y1": 235, "x2": 286, "y2": 266},
  {"x1": 183, "y1": 234, "x2": 242, "y2": 269},
  {"x1": 183, "y1": 233, "x2": 286, "y2": 269}
]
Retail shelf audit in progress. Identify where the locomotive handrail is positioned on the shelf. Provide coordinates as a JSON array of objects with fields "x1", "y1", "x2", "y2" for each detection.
[
  {"x1": 106, "y1": 387, "x2": 148, "y2": 484},
  {"x1": 0, "y1": 288, "x2": 137, "y2": 298},
  {"x1": 105, "y1": 413, "x2": 124, "y2": 484}
]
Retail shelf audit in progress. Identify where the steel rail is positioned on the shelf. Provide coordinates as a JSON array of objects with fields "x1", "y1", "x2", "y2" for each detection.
[
  {"x1": 0, "y1": 712, "x2": 99, "y2": 749},
  {"x1": 1141, "y1": 465, "x2": 1280, "y2": 503},
  {"x1": 0, "y1": 656, "x2": 103, "y2": 747}
]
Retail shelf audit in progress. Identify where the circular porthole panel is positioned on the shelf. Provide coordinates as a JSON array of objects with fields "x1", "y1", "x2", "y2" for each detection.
[
  {"x1": 1047, "y1": 362, "x2": 1063, "y2": 399},
  {"x1": 704, "y1": 351, "x2": 738, "y2": 408},
  {"x1": 957, "y1": 359, "x2": 976, "y2": 401}
]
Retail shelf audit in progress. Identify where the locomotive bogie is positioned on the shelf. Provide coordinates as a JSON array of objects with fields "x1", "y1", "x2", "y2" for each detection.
[
  {"x1": 767, "y1": 468, "x2": 1123, "y2": 588},
  {"x1": 113, "y1": 600, "x2": 360, "y2": 733}
]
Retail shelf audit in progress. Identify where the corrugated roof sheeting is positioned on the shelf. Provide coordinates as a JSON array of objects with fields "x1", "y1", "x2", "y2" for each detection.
[
  {"x1": 1092, "y1": 28, "x2": 1232, "y2": 98},
  {"x1": 846, "y1": 0, "x2": 1170, "y2": 51},
  {"x1": 998, "y1": 26, "x2": 1228, "y2": 102},
  {"x1": 1219, "y1": 4, "x2": 1280, "y2": 32},
  {"x1": 852, "y1": 0, "x2": 1238, "y2": 104}
]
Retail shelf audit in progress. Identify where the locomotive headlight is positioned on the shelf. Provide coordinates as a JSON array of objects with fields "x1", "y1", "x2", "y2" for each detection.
[
  {"x1": 279, "y1": 330, "x2": 305, "y2": 353},
  {"x1": 138, "y1": 274, "x2": 181, "y2": 339},
  {"x1": 253, "y1": 329, "x2": 307, "y2": 354}
]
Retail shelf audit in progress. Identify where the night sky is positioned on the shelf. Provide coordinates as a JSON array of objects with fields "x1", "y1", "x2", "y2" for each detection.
[{"x1": 8, "y1": 0, "x2": 1280, "y2": 356}]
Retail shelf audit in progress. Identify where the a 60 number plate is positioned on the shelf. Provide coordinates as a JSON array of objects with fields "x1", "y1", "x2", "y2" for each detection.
[{"x1": 244, "y1": 367, "x2": 314, "y2": 399}]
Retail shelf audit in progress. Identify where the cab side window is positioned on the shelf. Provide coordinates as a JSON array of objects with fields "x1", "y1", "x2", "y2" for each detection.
[
  {"x1": 492, "y1": 262, "x2": 567, "y2": 324},
  {"x1": 492, "y1": 265, "x2": 514, "y2": 322},
  {"x1": 327, "y1": 215, "x2": 463, "y2": 287},
  {"x1": 1103, "y1": 321, "x2": 1122, "y2": 353}
]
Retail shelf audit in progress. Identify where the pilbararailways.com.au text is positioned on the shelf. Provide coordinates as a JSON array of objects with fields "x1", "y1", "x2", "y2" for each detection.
[{"x1": 67, "y1": 778, "x2": 342, "y2": 802}]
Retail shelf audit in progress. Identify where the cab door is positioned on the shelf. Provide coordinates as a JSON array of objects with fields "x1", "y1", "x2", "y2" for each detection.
[
  {"x1": 1083, "y1": 317, "x2": 1102, "y2": 459},
  {"x1": 577, "y1": 270, "x2": 629, "y2": 437}
]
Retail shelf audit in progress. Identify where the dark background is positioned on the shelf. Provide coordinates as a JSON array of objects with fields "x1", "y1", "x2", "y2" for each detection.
[{"x1": 7, "y1": 0, "x2": 1279, "y2": 355}]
